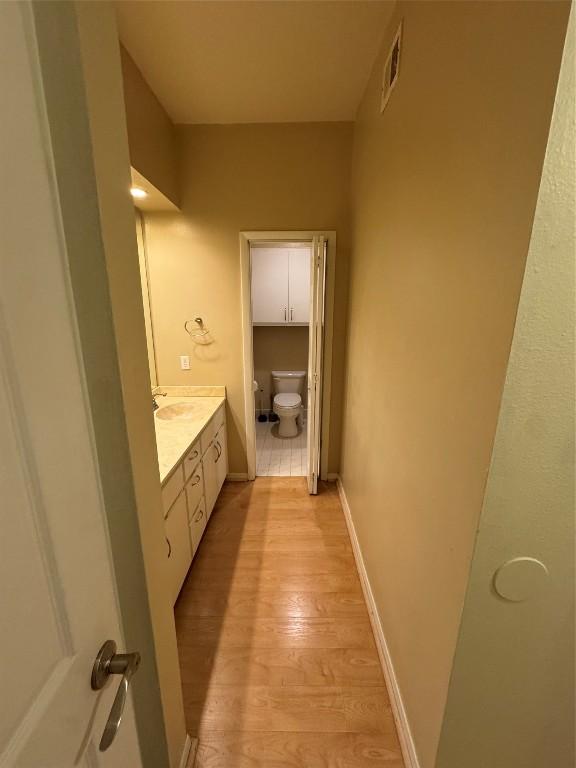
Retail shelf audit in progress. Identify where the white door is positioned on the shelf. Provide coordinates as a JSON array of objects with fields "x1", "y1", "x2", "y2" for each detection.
[
  {"x1": 251, "y1": 247, "x2": 289, "y2": 324},
  {"x1": 307, "y1": 237, "x2": 327, "y2": 494},
  {"x1": 288, "y1": 248, "x2": 312, "y2": 323},
  {"x1": 0, "y1": 4, "x2": 143, "y2": 765}
]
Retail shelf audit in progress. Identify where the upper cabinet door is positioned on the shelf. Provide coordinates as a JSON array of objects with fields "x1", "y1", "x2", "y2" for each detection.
[
  {"x1": 251, "y1": 247, "x2": 289, "y2": 324},
  {"x1": 288, "y1": 248, "x2": 311, "y2": 323}
]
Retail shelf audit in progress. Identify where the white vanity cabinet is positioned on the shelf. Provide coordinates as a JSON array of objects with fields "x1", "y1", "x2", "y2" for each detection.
[
  {"x1": 203, "y1": 419, "x2": 228, "y2": 517},
  {"x1": 251, "y1": 247, "x2": 311, "y2": 325},
  {"x1": 164, "y1": 490, "x2": 191, "y2": 604},
  {"x1": 161, "y1": 403, "x2": 228, "y2": 603}
]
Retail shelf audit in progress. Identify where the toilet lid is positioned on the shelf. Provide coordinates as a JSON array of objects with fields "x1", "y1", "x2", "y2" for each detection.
[{"x1": 274, "y1": 393, "x2": 301, "y2": 407}]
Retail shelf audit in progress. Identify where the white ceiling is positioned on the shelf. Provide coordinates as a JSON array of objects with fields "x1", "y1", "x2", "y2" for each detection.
[{"x1": 115, "y1": 1, "x2": 395, "y2": 124}]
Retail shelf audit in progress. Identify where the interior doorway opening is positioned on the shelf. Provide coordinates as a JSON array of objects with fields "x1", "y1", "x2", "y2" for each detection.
[
  {"x1": 251, "y1": 243, "x2": 312, "y2": 478},
  {"x1": 241, "y1": 232, "x2": 332, "y2": 494}
]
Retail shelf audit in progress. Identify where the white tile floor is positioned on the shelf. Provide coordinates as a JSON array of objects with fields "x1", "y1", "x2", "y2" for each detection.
[{"x1": 255, "y1": 417, "x2": 308, "y2": 477}]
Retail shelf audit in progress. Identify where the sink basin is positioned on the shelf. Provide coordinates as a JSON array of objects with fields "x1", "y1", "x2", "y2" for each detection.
[{"x1": 155, "y1": 402, "x2": 203, "y2": 421}]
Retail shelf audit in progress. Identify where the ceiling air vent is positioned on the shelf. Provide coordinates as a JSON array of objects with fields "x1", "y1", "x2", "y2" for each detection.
[{"x1": 380, "y1": 21, "x2": 402, "y2": 113}]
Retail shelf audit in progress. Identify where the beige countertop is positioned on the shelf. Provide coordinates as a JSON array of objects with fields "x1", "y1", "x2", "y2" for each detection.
[{"x1": 154, "y1": 394, "x2": 225, "y2": 484}]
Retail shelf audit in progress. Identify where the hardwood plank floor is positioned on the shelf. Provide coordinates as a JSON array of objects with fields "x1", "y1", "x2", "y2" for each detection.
[{"x1": 175, "y1": 478, "x2": 404, "y2": 768}]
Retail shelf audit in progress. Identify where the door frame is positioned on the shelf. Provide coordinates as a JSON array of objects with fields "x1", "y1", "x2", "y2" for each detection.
[
  {"x1": 239, "y1": 231, "x2": 336, "y2": 483},
  {"x1": 17, "y1": 2, "x2": 186, "y2": 765}
]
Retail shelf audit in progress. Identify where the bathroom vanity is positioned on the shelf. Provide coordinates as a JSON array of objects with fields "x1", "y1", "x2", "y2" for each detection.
[{"x1": 154, "y1": 391, "x2": 228, "y2": 603}]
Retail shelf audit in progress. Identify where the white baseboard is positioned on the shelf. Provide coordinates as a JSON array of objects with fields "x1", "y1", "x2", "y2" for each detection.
[
  {"x1": 336, "y1": 476, "x2": 421, "y2": 768},
  {"x1": 178, "y1": 734, "x2": 198, "y2": 768},
  {"x1": 226, "y1": 472, "x2": 249, "y2": 481}
]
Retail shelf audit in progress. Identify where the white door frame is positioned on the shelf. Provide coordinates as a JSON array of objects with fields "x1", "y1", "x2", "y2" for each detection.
[
  {"x1": 1, "y1": 2, "x2": 175, "y2": 765},
  {"x1": 0, "y1": 2, "x2": 160, "y2": 764},
  {"x1": 240, "y1": 231, "x2": 336, "y2": 484},
  {"x1": 307, "y1": 236, "x2": 327, "y2": 494}
]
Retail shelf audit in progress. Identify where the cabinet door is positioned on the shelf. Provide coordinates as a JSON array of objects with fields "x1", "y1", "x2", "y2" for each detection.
[
  {"x1": 203, "y1": 440, "x2": 219, "y2": 518},
  {"x1": 189, "y1": 496, "x2": 208, "y2": 556},
  {"x1": 165, "y1": 490, "x2": 192, "y2": 604},
  {"x1": 288, "y1": 247, "x2": 311, "y2": 323},
  {"x1": 214, "y1": 423, "x2": 228, "y2": 494},
  {"x1": 185, "y1": 461, "x2": 204, "y2": 519},
  {"x1": 251, "y1": 247, "x2": 289, "y2": 324}
]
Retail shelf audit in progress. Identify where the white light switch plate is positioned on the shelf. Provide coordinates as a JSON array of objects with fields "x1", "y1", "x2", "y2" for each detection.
[{"x1": 180, "y1": 355, "x2": 190, "y2": 370}]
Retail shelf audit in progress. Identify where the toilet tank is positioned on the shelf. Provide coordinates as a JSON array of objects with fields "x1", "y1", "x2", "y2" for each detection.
[{"x1": 272, "y1": 370, "x2": 306, "y2": 394}]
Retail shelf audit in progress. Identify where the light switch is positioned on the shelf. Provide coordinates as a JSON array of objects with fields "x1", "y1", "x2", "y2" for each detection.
[{"x1": 180, "y1": 355, "x2": 190, "y2": 370}]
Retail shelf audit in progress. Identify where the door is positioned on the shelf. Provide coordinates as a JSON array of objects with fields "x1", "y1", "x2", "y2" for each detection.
[
  {"x1": 251, "y1": 247, "x2": 289, "y2": 324},
  {"x1": 288, "y1": 247, "x2": 312, "y2": 323},
  {"x1": 1, "y1": 4, "x2": 143, "y2": 764},
  {"x1": 307, "y1": 236, "x2": 327, "y2": 494}
]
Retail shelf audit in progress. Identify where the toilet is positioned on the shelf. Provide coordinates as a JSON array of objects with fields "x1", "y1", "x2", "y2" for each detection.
[{"x1": 272, "y1": 370, "x2": 306, "y2": 438}]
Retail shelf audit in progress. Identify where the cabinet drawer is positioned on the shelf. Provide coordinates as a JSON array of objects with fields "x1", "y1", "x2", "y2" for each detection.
[
  {"x1": 162, "y1": 464, "x2": 184, "y2": 519},
  {"x1": 185, "y1": 462, "x2": 204, "y2": 520},
  {"x1": 200, "y1": 404, "x2": 225, "y2": 456},
  {"x1": 189, "y1": 496, "x2": 208, "y2": 555},
  {"x1": 165, "y1": 490, "x2": 192, "y2": 603},
  {"x1": 183, "y1": 439, "x2": 201, "y2": 480}
]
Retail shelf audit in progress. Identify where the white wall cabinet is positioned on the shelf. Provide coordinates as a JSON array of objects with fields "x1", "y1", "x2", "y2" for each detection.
[
  {"x1": 251, "y1": 247, "x2": 311, "y2": 325},
  {"x1": 161, "y1": 403, "x2": 228, "y2": 603},
  {"x1": 288, "y1": 248, "x2": 311, "y2": 323}
]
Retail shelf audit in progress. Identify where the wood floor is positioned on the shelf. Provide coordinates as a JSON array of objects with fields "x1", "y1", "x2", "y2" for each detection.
[{"x1": 175, "y1": 478, "x2": 404, "y2": 768}]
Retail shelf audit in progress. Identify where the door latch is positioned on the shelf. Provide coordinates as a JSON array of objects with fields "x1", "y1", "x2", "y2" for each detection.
[{"x1": 91, "y1": 640, "x2": 141, "y2": 751}]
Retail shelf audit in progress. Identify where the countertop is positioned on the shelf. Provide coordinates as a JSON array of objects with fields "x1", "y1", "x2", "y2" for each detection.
[{"x1": 154, "y1": 395, "x2": 225, "y2": 484}]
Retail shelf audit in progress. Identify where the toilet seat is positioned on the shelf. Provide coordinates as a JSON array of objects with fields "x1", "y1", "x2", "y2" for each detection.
[{"x1": 273, "y1": 393, "x2": 301, "y2": 408}]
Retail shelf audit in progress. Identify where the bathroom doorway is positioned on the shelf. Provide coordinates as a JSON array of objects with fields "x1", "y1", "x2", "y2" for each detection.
[{"x1": 240, "y1": 231, "x2": 335, "y2": 494}]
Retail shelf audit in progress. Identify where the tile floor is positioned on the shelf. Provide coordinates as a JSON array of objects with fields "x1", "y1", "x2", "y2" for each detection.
[{"x1": 255, "y1": 417, "x2": 307, "y2": 476}]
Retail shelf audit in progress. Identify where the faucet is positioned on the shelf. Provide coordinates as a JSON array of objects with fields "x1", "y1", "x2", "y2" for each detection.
[{"x1": 152, "y1": 392, "x2": 167, "y2": 411}]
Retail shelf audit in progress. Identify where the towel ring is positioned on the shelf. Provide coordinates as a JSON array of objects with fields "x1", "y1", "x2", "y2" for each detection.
[
  {"x1": 184, "y1": 317, "x2": 213, "y2": 345},
  {"x1": 184, "y1": 317, "x2": 209, "y2": 337}
]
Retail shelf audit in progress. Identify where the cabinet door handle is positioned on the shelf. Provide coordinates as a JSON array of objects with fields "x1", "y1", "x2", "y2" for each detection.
[
  {"x1": 284, "y1": 307, "x2": 287, "y2": 321},
  {"x1": 214, "y1": 441, "x2": 222, "y2": 462},
  {"x1": 166, "y1": 536, "x2": 172, "y2": 558},
  {"x1": 191, "y1": 474, "x2": 201, "y2": 486},
  {"x1": 194, "y1": 507, "x2": 204, "y2": 523},
  {"x1": 290, "y1": 307, "x2": 294, "y2": 321},
  {"x1": 188, "y1": 450, "x2": 199, "y2": 462}
]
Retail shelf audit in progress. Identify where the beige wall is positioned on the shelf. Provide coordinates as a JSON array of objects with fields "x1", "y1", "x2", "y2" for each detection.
[
  {"x1": 75, "y1": 5, "x2": 187, "y2": 766},
  {"x1": 144, "y1": 122, "x2": 352, "y2": 475},
  {"x1": 340, "y1": 2, "x2": 570, "y2": 767},
  {"x1": 120, "y1": 45, "x2": 179, "y2": 206},
  {"x1": 437, "y1": 8, "x2": 575, "y2": 765},
  {"x1": 253, "y1": 326, "x2": 309, "y2": 412}
]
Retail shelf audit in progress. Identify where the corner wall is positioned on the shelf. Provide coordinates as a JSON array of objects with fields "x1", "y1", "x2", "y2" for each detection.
[
  {"x1": 120, "y1": 44, "x2": 180, "y2": 206},
  {"x1": 340, "y1": 2, "x2": 570, "y2": 766},
  {"x1": 437, "y1": 8, "x2": 575, "y2": 765},
  {"x1": 253, "y1": 326, "x2": 309, "y2": 412},
  {"x1": 73, "y1": 4, "x2": 187, "y2": 766},
  {"x1": 144, "y1": 122, "x2": 352, "y2": 475}
]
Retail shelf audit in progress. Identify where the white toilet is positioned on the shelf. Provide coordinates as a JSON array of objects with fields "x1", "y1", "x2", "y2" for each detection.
[{"x1": 272, "y1": 370, "x2": 306, "y2": 437}]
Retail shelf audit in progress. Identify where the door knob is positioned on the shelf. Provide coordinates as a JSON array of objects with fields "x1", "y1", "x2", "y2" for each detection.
[{"x1": 91, "y1": 639, "x2": 141, "y2": 752}]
